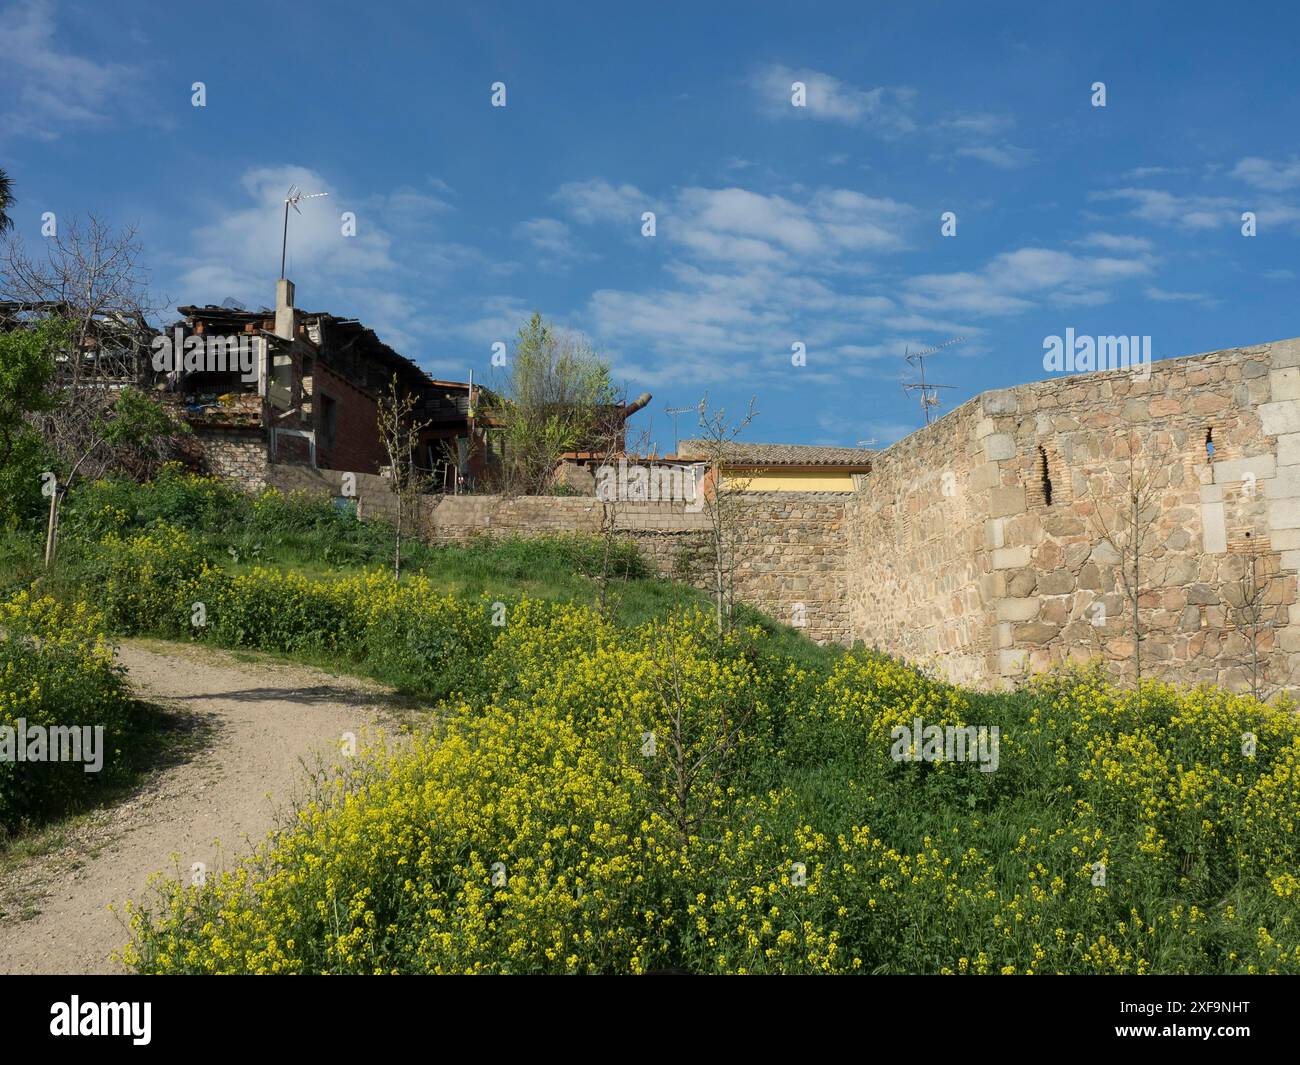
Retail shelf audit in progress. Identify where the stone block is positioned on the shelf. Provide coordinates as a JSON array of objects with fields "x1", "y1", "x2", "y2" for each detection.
[
  {"x1": 1259, "y1": 400, "x2": 1300, "y2": 436},
  {"x1": 983, "y1": 433, "x2": 1016, "y2": 461},
  {"x1": 1213, "y1": 454, "x2": 1275, "y2": 484},
  {"x1": 992, "y1": 546, "x2": 1031, "y2": 569},
  {"x1": 983, "y1": 389, "x2": 1019, "y2": 415},
  {"x1": 969, "y1": 462, "x2": 1001, "y2": 491},
  {"x1": 1263, "y1": 466, "x2": 1300, "y2": 504},
  {"x1": 1271, "y1": 339, "x2": 1300, "y2": 369},
  {"x1": 1278, "y1": 433, "x2": 1300, "y2": 467},
  {"x1": 989, "y1": 485, "x2": 1026, "y2": 517},
  {"x1": 1271, "y1": 367, "x2": 1300, "y2": 401}
]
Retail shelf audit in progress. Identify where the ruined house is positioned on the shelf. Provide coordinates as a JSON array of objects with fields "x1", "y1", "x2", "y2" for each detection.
[
  {"x1": 0, "y1": 299, "x2": 153, "y2": 390},
  {"x1": 157, "y1": 279, "x2": 495, "y2": 491}
]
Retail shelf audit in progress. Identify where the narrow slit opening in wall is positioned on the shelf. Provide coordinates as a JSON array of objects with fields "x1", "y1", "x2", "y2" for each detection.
[
  {"x1": 1039, "y1": 445, "x2": 1053, "y2": 506},
  {"x1": 1206, "y1": 428, "x2": 1215, "y2": 462}
]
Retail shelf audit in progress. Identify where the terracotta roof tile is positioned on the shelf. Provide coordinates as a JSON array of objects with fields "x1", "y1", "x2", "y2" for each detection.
[{"x1": 677, "y1": 441, "x2": 874, "y2": 466}]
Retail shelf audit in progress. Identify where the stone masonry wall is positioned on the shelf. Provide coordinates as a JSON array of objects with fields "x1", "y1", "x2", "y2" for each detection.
[
  {"x1": 264, "y1": 336, "x2": 1300, "y2": 694},
  {"x1": 844, "y1": 397, "x2": 994, "y2": 687},
  {"x1": 263, "y1": 464, "x2": 852, "y2": 645},
  {"x1": 847, "y1": 336, "x2": 1300, "y2": 695},
  {"x1": 196, "y1": 428, "x2": 271, "y2": 491}
]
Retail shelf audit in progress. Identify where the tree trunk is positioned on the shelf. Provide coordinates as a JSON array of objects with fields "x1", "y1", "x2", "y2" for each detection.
[
  {"x1": 44, "y1": 488, "x2": 60, "y2": 567},
  {"x1": 394, "y1": 491, "x2": 403, "y2": 580}
]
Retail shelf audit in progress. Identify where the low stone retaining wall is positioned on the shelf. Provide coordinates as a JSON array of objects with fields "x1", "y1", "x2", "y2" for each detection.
[{"x1": 264, "y1": 465, "x2": 853, "y2": 645}]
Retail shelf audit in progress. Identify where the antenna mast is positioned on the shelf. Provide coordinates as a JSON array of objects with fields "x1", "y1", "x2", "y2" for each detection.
[
  {"x1": 280, "y1": 185, "x2": 330, "y2": 278},
  {"x1": 665, "y1": 403, "x2": 698, "y2": 456},
  {"x1": 901, "y1": 336, "x2": 963, "y2": 425}
]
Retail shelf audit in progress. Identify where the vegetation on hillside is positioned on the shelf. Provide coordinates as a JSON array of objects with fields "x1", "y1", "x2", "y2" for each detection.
[
  {"x1": 105, "y1": 584, "x2": 1297, "y2": 974},
  {"x1": 2, "y1": 470, "x2": 1298, "y2": 974}
]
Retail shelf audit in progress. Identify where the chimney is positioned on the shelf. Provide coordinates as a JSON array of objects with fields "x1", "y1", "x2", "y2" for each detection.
[
  {"x1": 620, "y1": 392, "x2": 653, "y2": 421},
  {"x1": 275, "y1": 278, "x2": 296, "y2": 341}
]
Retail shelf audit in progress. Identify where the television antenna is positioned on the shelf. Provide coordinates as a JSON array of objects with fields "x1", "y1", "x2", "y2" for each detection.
[
  {"x1": 901, "y1": 336, "x2": 963, "y2": 425},
  {"x1": 280, "y1": 185, "x2": 330, "y2": 278},
  {"x1": 665, "y1": 400, "x2": 704, "y2": 455},
  {"x1": 856, "y1": 438, "x2": 877, "y2": 447}
]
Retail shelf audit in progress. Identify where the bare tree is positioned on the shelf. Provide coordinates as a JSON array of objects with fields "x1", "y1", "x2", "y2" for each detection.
[
  {"x1": 694, "y1": 396, "x2": 759, "y2": 636},
  {"x1": 2, "y1": 215, "x2": 166, "y2": 482},
  {"x1": 1088, "y1": 432, "x2": 1172, "y2": 684},
  {"x1": 42, "y1": 388, "x2": 179, "y2": 565},
  {"x1": 587, "y1": 396, "x2": 657, "y2": 624},
  {"x1": 1223, "y1": 532, "x2": 1280, "y2": 700},
  {"x1": 634, "y1": 623, "x2": 757, "y2": 842},
  {"x1": 377, "y1": 373, "x2": 433, "y2": 579}
]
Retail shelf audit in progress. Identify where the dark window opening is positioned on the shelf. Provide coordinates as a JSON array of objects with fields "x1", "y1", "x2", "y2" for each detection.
[
  {"x1": 1206, "y1": 428, "x2": 1215, "y2": 462},
  {"x1": 320, "y1": 393, "x2": 338, "y2": 450},
  {"x1": 1039, "y1": 445, "x2": 1053, "y2": 506}
]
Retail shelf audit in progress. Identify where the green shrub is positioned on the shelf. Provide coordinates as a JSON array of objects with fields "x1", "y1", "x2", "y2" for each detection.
[
  {"x1": 121, "y1": 601, "x2": 1300, "y2": 974},
  {"x1": 0, "y1": 593, "x2": 136, "y2": 830}
]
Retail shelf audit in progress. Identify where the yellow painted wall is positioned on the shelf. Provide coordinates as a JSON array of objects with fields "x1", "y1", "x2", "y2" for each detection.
[{"x1": 726, "y1": 469, "x2": 857, "y2": 492}]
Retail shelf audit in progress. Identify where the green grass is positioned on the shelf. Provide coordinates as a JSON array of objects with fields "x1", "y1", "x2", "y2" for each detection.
[{"x1": 0, "y1": 467, "x2": 841, "y2": 695}]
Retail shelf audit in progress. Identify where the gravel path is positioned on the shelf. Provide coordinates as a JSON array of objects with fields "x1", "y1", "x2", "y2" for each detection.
[{"x1": 0, "y1": 639, "x2": 399, "y2": 975}]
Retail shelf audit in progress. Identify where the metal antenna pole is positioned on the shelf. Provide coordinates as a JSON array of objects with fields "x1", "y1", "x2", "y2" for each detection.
[
  {"x1": 901, "y1": 336, "x2": 963, "y2": 425},
  {"x1": 279, "y1": 185, "x2": 329, "y2": 279},
  {"x1": 665, "y1": 403, "x2": 698, "y2": 455},
  {"x1": 280, "y1": 199, "x2": 291, "y2": 278}
]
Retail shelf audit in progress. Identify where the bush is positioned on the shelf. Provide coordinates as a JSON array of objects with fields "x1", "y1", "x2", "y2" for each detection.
[
  {"x1": 0, "y1": 428, "x2": 56, "y2": 531},
  {"x1": 62, "y1": 464, "x2": 243, "y2": 541},
  {"x1": 120, "y1": 597, "x2": 1300, "y2": 974},
  {"x1": 89, "y1": 523, "x2": 221, "y2": 636},
  {"x1": 0, "y1": 592, "x2": 136, "y2": 829}
]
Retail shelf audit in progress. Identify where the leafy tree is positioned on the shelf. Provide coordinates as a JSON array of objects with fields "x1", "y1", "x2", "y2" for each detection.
[
  {"x1": 0, "y1": 316, "x2": 62, "y2": 465},
  {"x1": 0, "y1": 316, "x2": 61, "y2": 526},
  {"x1": 0, "y1": 167, "x2": 13, "y2": 234},
  {"x1": 491, "y1": 313, "x2": 614, "y2": 494}
]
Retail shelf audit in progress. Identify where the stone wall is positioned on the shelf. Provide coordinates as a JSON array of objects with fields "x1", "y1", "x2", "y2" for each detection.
[
  {"x1": 844, "y1": 397, "x2": 994, "y2": 687},
  {"x1": 262, "y1": 464, "x2": 852, "y2": 645},
  {"x1": 261, "y1": 334, "x2": 1300, "y2": 694},
  {"x1": 847, "y1": 336, "x2": 1300, "y2": 696},
  {"x1": 195, "y1": 428, "x2": 271, "y2": 491}
]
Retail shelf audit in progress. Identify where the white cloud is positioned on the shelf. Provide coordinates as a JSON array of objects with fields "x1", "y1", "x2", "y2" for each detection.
[
  {"x1": 672, "y1": 185, "x2": 911, "y2": 267},
  {"x1": 1230, "y1": 156, "x2": 1300, "y2": 191},
  {"x1": 554, "y1": 178, "x2": 652, "y2": 225},
  {"x1": 529, "y1": 179, "x2": 974, "y2": 387},
  {"x1": 1144, "y1": 286, "x2": 1210, "y2": 303},
  {"x1": 1091, "y1": 188, "x2": 1239, "y2": 230},
  {"x1": 939, "y1": 112, "x2": 1015, "y2": 136},
  {"x1": 514, "y1": 217, "x2": 578, "y2": 257},
  {"x1": 452, "y1": 296, "x2": 538, "y2": 348},
  {"x1": 1076, "y1": 231, "x2": 1155, "y2": 253},
  {"x1": 905, "y1": 246, "x2": 1153, "y2": 317},
  {"x1": 953, "y1": 144, "x2": 1034, "y2": 170},
  {"x1": 0, "y1": 0, "x2": 143, "y2": 141},
  {"x1": 749, "y1": 64, "x2": 916, "y2": 134},
  {"x1": 1125, "y1": 165, "x2": 1183, "y2": 179}
]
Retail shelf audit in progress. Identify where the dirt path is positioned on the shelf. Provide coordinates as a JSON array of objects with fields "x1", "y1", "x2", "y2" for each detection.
[{"x1": 0, "y1": 639, "x2": 405, "y2": 975}]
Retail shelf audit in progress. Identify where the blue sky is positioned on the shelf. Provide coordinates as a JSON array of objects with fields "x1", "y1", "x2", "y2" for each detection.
[{"x1": 3, "y1": 0, "x2": 1299, "y2": 451}]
